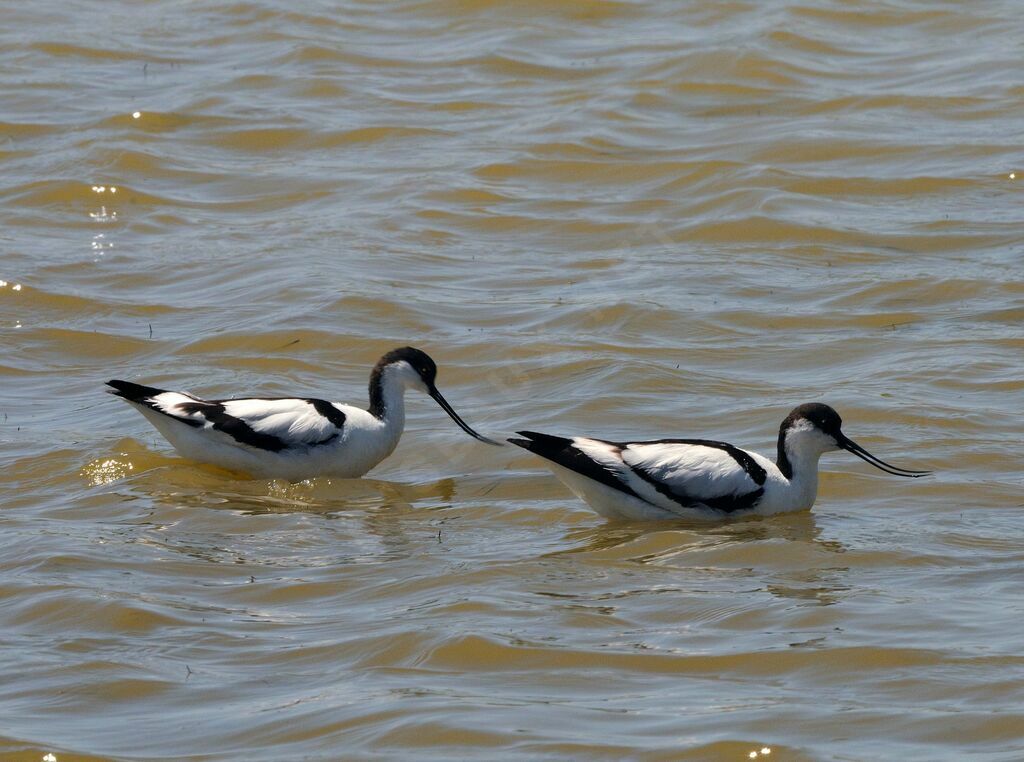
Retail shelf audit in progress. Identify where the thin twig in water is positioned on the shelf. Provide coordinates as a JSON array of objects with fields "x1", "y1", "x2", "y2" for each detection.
[{"x1": 478, "y1": 480, "x2": 500, "y2": 497}]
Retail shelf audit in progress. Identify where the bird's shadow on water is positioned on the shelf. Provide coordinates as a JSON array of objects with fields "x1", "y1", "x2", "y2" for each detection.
[
  {"x1": 87, "y1": 438, "x2": 460, "y2": 516},
  {"x1": 87, "y1": 444, "x2": 469, "y2": 567},
  {"x1": 136, "y1": 469, "x2": 459, "y2": 519},
  {"x1": 556, "y1": 511, "x2": 831, "y2": 554},
  {"x1": 550, "y1": 512, "x2": 851, "y2": 606}
]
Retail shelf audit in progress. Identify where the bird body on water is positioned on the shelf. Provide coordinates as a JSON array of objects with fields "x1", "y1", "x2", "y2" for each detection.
[
  {"x1": 108, "y1": 347, "x2": 499, "y2": 480},
  {"x1": 510, "y1": 403, "x2": 930, "y2": 521}
]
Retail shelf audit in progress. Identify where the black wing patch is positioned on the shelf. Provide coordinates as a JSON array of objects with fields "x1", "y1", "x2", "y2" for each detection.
[
  {"x1": 509, "y1": 431, "x2": 642, "y2": 500},
  {"x1": 193, "y1": 398, "x2": 347, "y2": 450},
  {"x1": 627, "y1": 464, "x2": 764, "y2": 514},
  {"x1": 110, "y1": 382, "x2": 347, "y2": 452},
  {"x1": 177, "y1": 401, "x2": 288, "y2": 452},
  {"x1": 308, "y1": 398, "x2": 347, "y2": 429},
  {"x1": 618, "y1": 438, "x2": 768, "y2": 485},
  {"x1": 303, "y1": 398, "x2": 346, "y2": 445},
  {"x1": 619, "y1": 438, "x2": 767, "y2": 514}
]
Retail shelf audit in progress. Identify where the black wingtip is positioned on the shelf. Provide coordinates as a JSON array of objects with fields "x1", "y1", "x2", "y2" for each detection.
[
  {"x1": 106, "y1": 379, "x2": 166, "y2": 402},
  {"x1": 509, "y1": 430, "x2": 579, "y2": 460},
  {"x1": 512, "y1": 429, "x2": 643, "y2": 501},
  {"x1": 516, "y1": 430, "x2": 545, "y2": 439}
]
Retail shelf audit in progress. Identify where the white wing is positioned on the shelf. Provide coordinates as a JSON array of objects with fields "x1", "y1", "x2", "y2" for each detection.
[
  {"x1": 576, "y1": 437, "x2": 767, "y2": 514},
  {"x1": 220, "y1": 399, "x2": 345, "y2": 447},
  {"x1": 150, "y1": 393, "x2": 347, "y2": 452}
]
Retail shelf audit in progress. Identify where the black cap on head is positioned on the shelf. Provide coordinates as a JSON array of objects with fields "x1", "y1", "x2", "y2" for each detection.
[
  {"x1": 378, "y1": 346, "x2": 437, "y2": 387},
  {"x1": 784, "y1": 402, "x2": 843, "y2": 436}
]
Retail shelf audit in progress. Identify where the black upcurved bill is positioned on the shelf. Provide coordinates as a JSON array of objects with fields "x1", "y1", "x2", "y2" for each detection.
[
  {"x1": 837, "y1": 434, "x2": 931, "y2": 477},
  {"x1": 429, "y1": 387, "x2": 502, "y2": 446}
]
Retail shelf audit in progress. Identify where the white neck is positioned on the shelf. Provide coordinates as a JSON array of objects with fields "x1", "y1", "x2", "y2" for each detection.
[
  {"x1": 783, "y1": 444, "x2": 821, "y2": 509},
  {"x1": 374, "y1": 366, "x2": 409, "y2": 430},
  {"x1": 368, "y1": 360, "x2": 431, "y2": 440},
  {"x1": 777, "y1": 421, "x2": 836, "y2": 509}
]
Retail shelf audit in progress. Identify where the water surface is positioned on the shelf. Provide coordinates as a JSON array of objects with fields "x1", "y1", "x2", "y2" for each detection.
[{"x1": 2, "y1": 1, "x2": 1023, "y2": 759}]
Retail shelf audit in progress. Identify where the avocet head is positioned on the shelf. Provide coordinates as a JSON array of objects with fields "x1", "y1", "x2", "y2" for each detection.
[
  {"x1": 377, "y1": 346, "x2": 438, "y2": 394},
  {"x1": 374, "y1": 347, "x2": 500, "y2": 445},
  {"x1": 780, "y1": 402, "x2": 930, "y2": 477}
]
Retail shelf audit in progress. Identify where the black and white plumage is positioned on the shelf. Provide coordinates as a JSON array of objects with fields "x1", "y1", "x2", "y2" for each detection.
[
  {"x1": 510, "y1": 403, "x2": 930, "y2": 521},
  {"x1": 108, "y1": 347, "x2": 499, "y2": 480}
]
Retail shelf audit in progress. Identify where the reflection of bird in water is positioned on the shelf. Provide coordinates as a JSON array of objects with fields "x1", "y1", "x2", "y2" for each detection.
[
  {"x1": 512, "y1": 403, "x2": 930, "y2": 521},
  {"x1": 553, "y1": 509, "x2": 824, "y2": 558},
  {"x1": 108, "y1": 347, "x2": 499, "y2": 480},
  {"x1": 553, "y1": 512, "x2": 849, "y2": 608}
]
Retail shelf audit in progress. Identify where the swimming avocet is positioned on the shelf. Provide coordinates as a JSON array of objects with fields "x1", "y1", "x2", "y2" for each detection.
[
  {"x1": 108, "y1": 346, "x2": 500, "y2": 480},
  {"x1": 510, "y1": 403, "x2": 930, "y2": 520}
]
